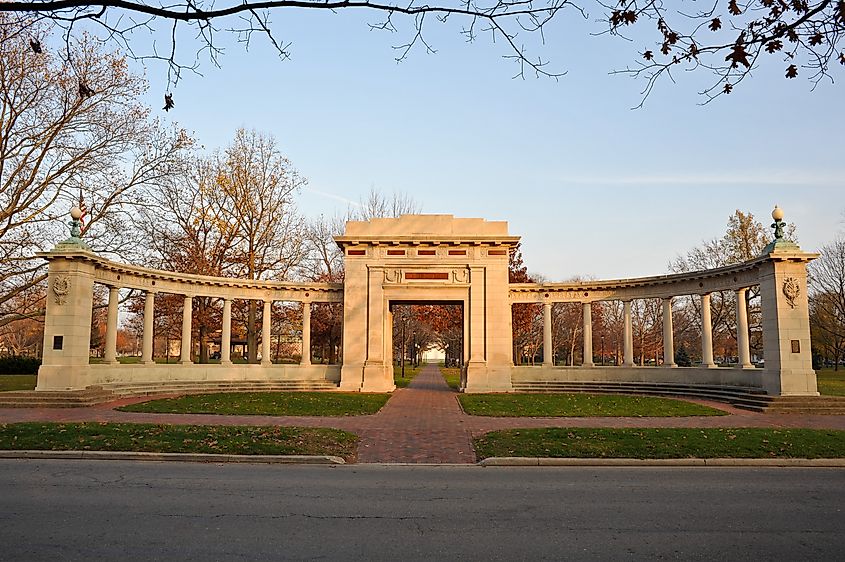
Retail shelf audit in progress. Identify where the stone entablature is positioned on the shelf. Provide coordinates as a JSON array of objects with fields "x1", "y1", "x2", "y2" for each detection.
[
  {"x1": 510, "y1": 250, "x2": 816, "y2": 303},
  {"x1": 39, "y1": 249, "x2": 342, "y2": 303}
]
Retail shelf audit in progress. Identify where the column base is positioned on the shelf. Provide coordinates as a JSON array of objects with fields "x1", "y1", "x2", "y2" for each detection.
[
  {"x1": 339, "y1": 365, "x2": 363, "y2": 392},
  {"x1": 582, "y1": 362, "x2": 594, "y2": 368},
  {"x1": 762, "y1": 368, "x2": 819, "y2": 396},
  {"x1": 361, "y1": 362, "x2": 395, "y2": 392},
  {"x1": 463, "y1": 362, "x2": 513, "y2": 393}
]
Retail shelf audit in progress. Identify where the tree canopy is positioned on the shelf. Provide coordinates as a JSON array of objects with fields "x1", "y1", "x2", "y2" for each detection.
[
  {"x1": 0, "y1": 16, "x2": 189, "y2": 332},
  {"x1": 0, "y1": 1, "x2": 841, "y2": 103}
]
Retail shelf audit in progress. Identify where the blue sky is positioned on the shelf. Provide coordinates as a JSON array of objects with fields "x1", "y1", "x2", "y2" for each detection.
[{"x1": 129, "y1": 9, "x2": 842, "y2": 281}]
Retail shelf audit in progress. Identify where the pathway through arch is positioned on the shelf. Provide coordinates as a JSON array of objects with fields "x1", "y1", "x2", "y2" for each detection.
[{"x1": 355, "y1": 363, "x2": 474, "y2": 463}]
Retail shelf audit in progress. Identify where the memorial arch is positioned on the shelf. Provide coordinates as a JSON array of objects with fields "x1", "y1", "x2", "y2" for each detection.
[
  {"x1": 35, "y1": 208, "x2": 819, "y2": 397},
  {"x1": 334, "y1": 215, "x2": 517, "y2": 392}
]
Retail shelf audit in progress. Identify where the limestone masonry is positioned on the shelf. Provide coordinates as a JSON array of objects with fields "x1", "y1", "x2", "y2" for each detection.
[{"x1": 37, "y1": 210, "x2": 818, "y2": 396}]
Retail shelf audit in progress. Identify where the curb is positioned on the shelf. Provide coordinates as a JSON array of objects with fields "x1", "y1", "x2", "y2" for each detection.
[
  {"x1": 478, "y1": 457, "x2": 845, "y2": 467},
  {"x1": 0, "y1": 450, "x2": 346, "y2": 464}
]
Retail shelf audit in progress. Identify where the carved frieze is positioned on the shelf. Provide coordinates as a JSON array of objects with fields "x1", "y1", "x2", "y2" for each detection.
[
  {"x1": 452, "y1": 268, "x2": 469, "y2": 283},
  {"x1": 384, "y1": 269, "x2": 401, "y2": 283},
  {"x1": 52, "y1": 275, "x2": 70, "y2": 305},
  {"x1": 782, "y1": 277, "x2": 800, "y2": 309}
]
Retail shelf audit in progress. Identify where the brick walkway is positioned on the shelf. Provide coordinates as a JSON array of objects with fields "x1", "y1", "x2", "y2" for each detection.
[{"x1": 2, "y1": 364, "x2": 844, "y2": 464}]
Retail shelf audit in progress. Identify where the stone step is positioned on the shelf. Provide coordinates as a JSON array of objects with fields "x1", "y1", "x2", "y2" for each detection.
[
  {"x1": 510, "y1": 381, "x2": 845, "y2": 413},
  {"x1": 102, "y1": 380, "x2": 340, "y2": 397},
  {"x1": 0, "y1": 388, "x2": 116, "y2": 408},
  {"x1": 0, "y1": 380, "x2": 340, "y2": 407}
]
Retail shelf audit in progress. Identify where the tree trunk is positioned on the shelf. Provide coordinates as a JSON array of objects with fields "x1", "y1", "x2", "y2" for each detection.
[
  {"x1": 247, "y1": 300, "x2": 257, "y2": 363},
  {"x1": 199, "y1": 325, "x2": 208, "y2": 363}
]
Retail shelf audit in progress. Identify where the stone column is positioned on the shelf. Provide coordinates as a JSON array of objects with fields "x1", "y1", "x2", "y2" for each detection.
[
  {"x1": 468, "y1": 266, "x2": 486, "y2": 364},
  {"x1": 700, "y1": 293, "x2": 716, "y2": 368},
  {"x1": 180, "y1": 295, "x2": 193, "y2": 365},
  {"x1": 104, "y1": 285, "x2": 119, "y2": 365},
  {"x1": 221, "y1": 298, "x2": 232, "y2": 365},
  {"x1": 301, "y1": 301, "x2": 312, "y2": 366},
  {"x1": 623, "y1": 300, "x2": 634, "y2": 367},
  {"x1": 662, "y1": 297, "x2": 676, "y2": 367},
  {"x1": 141, "y1": 290, "x2": 155, "y2": 365},
  {"x1": 262, "y1": 299, "x2": 272, "y2": 366},
  {"x1": 582, "y1": 302, "x2": 594, "y2": 367},
  {"x1": 542, "y1": 301, "x2": 553, "y2": 367},
  {"x1": 385, "y1": 306, "x2": 393, "y2": 370},
  {"x1": 736, "y1": 288, "x2": 753, "y2": 368}
]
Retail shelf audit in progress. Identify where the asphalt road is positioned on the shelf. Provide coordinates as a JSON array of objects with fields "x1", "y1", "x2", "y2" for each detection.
[{"x1": 0, "y1": 461, "x2": 843, "y2": 561}]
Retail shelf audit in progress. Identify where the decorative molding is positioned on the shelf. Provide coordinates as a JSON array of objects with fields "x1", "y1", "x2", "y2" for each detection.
[
  {"x1": 384, "y1": 269, "x2": 401, "y2": 283},
  {"x1": 52, "y1": 275, "x2": 70, "y2": 305},
  {"x1": 782, "y1": 277, "x2": 800, "y2": 309},
  {"x1": 452, "y1": 268, "x2": 469, "y2": 283}
]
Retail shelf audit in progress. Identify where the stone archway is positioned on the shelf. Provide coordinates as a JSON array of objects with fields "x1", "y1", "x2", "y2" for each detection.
[
  {"x1": 334, "y1": 215, "x2": 519, "y2": 393},
  {"x1": 387, "y1": 300, "x2": 465, "y2": 382}
]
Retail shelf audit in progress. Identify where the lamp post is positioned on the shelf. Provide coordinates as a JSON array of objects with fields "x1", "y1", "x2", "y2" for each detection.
[
  {"x1": 400, "y1": 309, "x2": 411, "y2": 379},
  {"x1": 412, "y1": 331, "x2": 417, "y2": 367}
]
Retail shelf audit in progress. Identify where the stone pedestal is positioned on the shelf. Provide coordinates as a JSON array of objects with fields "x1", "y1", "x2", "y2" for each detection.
[
  {"x1": 37, "y1": 251, "x2": 97, "y2": 390},
  {"x1": 759, "y1": 247, "x2": 819, "y2": 396}
]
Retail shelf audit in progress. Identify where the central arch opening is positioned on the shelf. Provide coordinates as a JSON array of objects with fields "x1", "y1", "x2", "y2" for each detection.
[{"x1": 389, "y1": 301, "x2": 464, "y2": 385}]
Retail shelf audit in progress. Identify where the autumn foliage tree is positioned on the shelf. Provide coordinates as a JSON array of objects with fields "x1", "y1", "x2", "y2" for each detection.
[
  {"x1": 670, "y1": 209, "x2": 790, "y2": 363},
  {"x1": 0, "y1": 16, "x2": 190, "y2": 351},
  {"x1": 509, "y1": 242, "x2": 543, "y2": 364}
]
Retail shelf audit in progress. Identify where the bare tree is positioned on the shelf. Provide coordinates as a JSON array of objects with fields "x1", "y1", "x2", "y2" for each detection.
[
  {"x1": 1, "y1": 2, "x2": 841, "y2": 103},
  {"x1": 299, "y1": 213, "x2": 347, "y2": 283},
  {"x1": 135, "y1": 157, "x2": 238, "y2": 362},
  {"x1": 300, "y1": 189, "x2": 421, "y2": 283},
  {"x1": 215, "y1": 128, "x2": 307, "y2": 361},
  {"x1": 810, "y1": 237, "x2": 845, "y2": 370},
  {"x1": 669, "y1": 210, "x2": 793, "y2": 364},
  {"x1": 0, "y1": 17, "x2": 191, "y2": 333},
  {"x1": 351, "y1": 188, "x2": 423, "y2": 222}
]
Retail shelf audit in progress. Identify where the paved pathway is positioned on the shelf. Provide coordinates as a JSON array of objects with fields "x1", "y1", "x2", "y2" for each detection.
[{"x1": 2, "y1": 364, "x2": 845, "y2": 464}]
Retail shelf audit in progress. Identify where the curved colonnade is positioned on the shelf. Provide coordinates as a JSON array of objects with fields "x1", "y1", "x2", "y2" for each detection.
[
  {"x1": 37, "y1": 212, "x2": 819, "y2": 396},
  {"x1": 37, "y1": 248, "x2": 343, "y2": 391},
  {"x1": 510, "y1": 254, "x2": 809, "y2": 394}
]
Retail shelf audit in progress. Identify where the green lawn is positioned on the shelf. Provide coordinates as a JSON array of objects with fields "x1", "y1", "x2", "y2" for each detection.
[
  {"x1": 0, "y1": 422, "x2": 357, "y2": 460},
  {"x1": 459, "y1": 393, "x2": 727, "y2": 417},
  {"x1": 474, "y1": 427, "x2": 845, "y2": 460},
  {"x1": 817, "y1": 368, "x2": 845, "y2": 396},
  {"x1": 393, "y1": 365, "x2": 421, "y2": 388},
  {"x1": 0, "y1": 375, "x2": 36, "y2": 392},
  {"x1": 440, "y1": 367, "x2": 461, "y2": 390},
  {"x1": 118, "y1": 392, "x2": 390, "y2": 416}
]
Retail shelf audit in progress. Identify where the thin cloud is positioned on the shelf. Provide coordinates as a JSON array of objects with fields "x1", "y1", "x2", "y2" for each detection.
[
  {"x1": 558, "y1": 173, "x2": 842, "y2": 187},
  {"x1": 304, "y1": 187, "x2": 362, "y2": 207}
]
